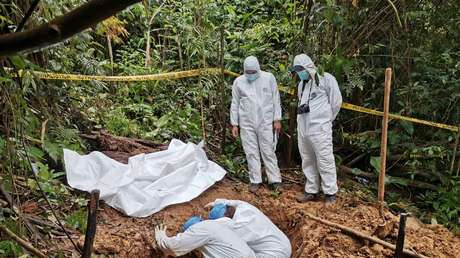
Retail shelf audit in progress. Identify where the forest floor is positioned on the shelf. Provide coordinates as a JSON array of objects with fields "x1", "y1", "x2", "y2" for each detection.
[{"x1": 53, "y1": 133, "x2": 460, "y2": 258}]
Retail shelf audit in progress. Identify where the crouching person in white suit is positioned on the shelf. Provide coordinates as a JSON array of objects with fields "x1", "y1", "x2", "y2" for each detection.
[
  {"x1": 155, "y1": 216, "x2": 256, "y2": 258},
  {"x1": 206, "y1": 199, "x2": 292, "y2": 258}
]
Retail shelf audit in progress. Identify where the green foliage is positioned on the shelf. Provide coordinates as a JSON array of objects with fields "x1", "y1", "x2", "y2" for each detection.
[
  {"x1": 105, "y1": 108, "x2": 140, "y2": 137},
  {"x1": 0, "y1": 240, "x2": 22, "y2": 257},
  {"x1": 42, "y1": 127, "x2": 87, "y2": 162},
  {"x1": 419, "y1": 177, "x2": 460, "y2": 234},
  {"x1": 343, "y1": 131, "x2": 380, "y2": 151},
  {"x1": 27, "y1": 162, "x2": 69, "y2": 202},
  {"x1": 218, "y1": 153, "x2": 249, "y2": 182},
  {"x1": 0, "y1": 136, "x2": 4, "y2": 156},
  {"x1": 369, "y1": 156, "x2": 381, "y2": 174},
  {"x1": 65, "y1": 208, "x2": 87, "y2": 234}
]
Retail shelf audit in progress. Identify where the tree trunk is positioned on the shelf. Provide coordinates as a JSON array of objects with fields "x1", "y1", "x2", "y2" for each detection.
[
  {"x1": 177, "y1": 36, "x2": 184, "y2": 69},
  {"x1": 107, "y1": 34, "x2": 114, "y2": 75},
  {"x1": 145, "y1": 30, "x2": 151, "y2": 67}
]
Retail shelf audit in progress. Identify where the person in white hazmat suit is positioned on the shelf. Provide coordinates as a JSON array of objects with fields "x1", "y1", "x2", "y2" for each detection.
[
  {"x1": 206, "y1": 199, "x2": 292, "y2": 258},
  {"x1": 155, "y1": 216, "x2": 256, "y2": 258},
  {"x1": 230, "y1": 56, "x2": 283, "y2": 193},
  {"x1": 290, "y1": 54, "x2": 342, "y2": 203}
]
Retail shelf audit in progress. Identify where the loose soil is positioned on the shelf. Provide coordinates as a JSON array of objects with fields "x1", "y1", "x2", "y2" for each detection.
[{"x1": 54, "y1": 133, "x2": 460, "y2": 257}]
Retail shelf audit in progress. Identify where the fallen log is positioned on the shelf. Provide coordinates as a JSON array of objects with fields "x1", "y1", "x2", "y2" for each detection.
[
  {"x1": 82, "y1": 130, "x2": 166, "y2": 155},
  {"x1": 0, "y1": 224, "x2": 47, "y2": 258},
  {"x1": 303, "y1": 212, "x2": 429, "y2": 258}
]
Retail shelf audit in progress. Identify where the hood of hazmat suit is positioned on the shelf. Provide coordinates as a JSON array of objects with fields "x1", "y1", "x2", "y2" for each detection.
[
  {"x1": 244, "y1": 56, "x2": 261, "y2": 81},
  {"x1": 293, "y1": 54, "x2": 317, "y2": 80},
  {"x1": 229, "y1": 56, "x2": 282, "y2": 184},
  {"x1": 155, "y1": 220, "x2": 256, "y2": 258},
  {"x1": 211, "y1": 199, "x2": 292, "y2": 258}
]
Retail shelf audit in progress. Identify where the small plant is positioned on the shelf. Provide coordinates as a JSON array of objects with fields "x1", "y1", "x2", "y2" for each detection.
[
  {"x1": 105, "y1": 108, "x2": 140, "y2": 137},
  {"x1": 27, "y1": 162, "x2": 68, "y2": 198},
  {"x1": 418, "y1": 176, "x2": 460, "y2": 234},
  {"x1": 0, "y1": 240, "x2": 22, "y2": 258},
  {"x1": 65, "y1": 208, "x2": 88, "y2": 234}
]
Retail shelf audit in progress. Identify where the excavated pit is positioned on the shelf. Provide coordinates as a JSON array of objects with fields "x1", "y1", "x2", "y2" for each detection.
[
  {"x1": 56, "y1": 178, "x2": 460, "y2": 258},
  {"x1": 55, "y1": 133, "x2": 460, "y2": 257}
]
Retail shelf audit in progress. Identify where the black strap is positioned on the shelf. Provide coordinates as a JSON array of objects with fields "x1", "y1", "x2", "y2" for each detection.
[{"x1": 299, "y1": 80, "x2": 313, "y2": 107}]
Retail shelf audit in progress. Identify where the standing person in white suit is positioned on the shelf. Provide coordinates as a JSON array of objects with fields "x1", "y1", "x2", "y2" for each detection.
[
  {"x1": 230, "y1": 56, "x2": 283, "y2": 193},
  {"x1": 290, "y1": 54, "x2": 342, "y2": 203},
  {"x1": 206, "y1": 199, "x2": 292, "y2": 258}
]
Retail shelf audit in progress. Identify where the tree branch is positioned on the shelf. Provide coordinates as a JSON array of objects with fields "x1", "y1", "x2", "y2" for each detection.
[
  {"x1": 0, "y1": 0, "x2": 141, "y2": 57},
  {"x1": 0, "y1": 225, "x2": 47, "y2": 258}
]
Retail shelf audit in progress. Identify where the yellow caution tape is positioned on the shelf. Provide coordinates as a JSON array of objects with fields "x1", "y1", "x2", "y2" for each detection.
[
  {"x1": 223, "y1": 70, "x2": 240, "y2": 77},
  {"x1": 341, "y1": 103, "x2": 459, "y2": 132},
  {"x1": 9, "y1": 67, "x2": 459, "y2": 133},
  {"x1": 278, "y1": 85, "x2": 296, "y2": 95},
  {"x1": 277, "y1": 85, "x2": 459, "y2": 132},
  {"x1": 278, "y1": 84, "x2": 459, "y2": 132},
  {"x1": 12, "y1": 68, "x2": 222, "y2": 82}
]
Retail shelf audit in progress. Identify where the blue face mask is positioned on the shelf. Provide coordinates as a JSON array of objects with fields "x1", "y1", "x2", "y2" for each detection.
[
  {"x1": 296, "y1": 70, "x2": 310, "y2": 81},
  {"x1": 246, "y1": 73, "x2": 259, "y2": 82}
]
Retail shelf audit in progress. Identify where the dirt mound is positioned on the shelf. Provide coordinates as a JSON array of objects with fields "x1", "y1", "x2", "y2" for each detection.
[{"x1": 55, "y1": 134, "x2": 460, "y2": 257}]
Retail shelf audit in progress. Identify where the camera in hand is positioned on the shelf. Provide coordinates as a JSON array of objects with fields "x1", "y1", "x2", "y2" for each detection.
[{"x1": 297, "y1": 104, "x2": 310, "y2": 114}]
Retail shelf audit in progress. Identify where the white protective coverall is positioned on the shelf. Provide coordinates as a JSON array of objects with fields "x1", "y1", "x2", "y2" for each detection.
[
  {"x1": 211, "y1": 199, "x2": 292, "y2": 258},
  {"x1": 294, "y1": 54, "x2": 342, "y2": 195},
  {"x1": 155, "y1": 220, "x2": 256, "y2": 258},
  {"x1": 230, "y1": 56, "x2": 282, "y2": 184}
]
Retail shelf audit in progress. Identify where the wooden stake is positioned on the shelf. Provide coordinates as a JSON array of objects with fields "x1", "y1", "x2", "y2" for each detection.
[
  {"x1": 395, "y1": 213, "x2": 409, "y2": 258},
  {"x1": 82, "y1": 190, "x2": 100, "y2": 258},
  {"x1": 378, "y1": 68, "x2": 392, "y2": 205},
  {"x1": 219, "y1": 26, "x2": 226, "y2": 154},
  {"x1": 303, "y1": 212, "x2": 429, "y2": 258},
  {"x1": 199, "y1": 27, "x2": 207, "y2": 146},
  {"x1": 286, "y1": 79, "x2": 298, "y2": 166},
  {"x1": 0, "y1": 225, "x2": 47, "y2": 258}
]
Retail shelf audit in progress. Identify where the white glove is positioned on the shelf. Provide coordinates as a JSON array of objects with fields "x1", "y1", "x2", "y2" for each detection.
[{"x1": 154, "y1": 224, "x2": 169, "y2": 251}]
